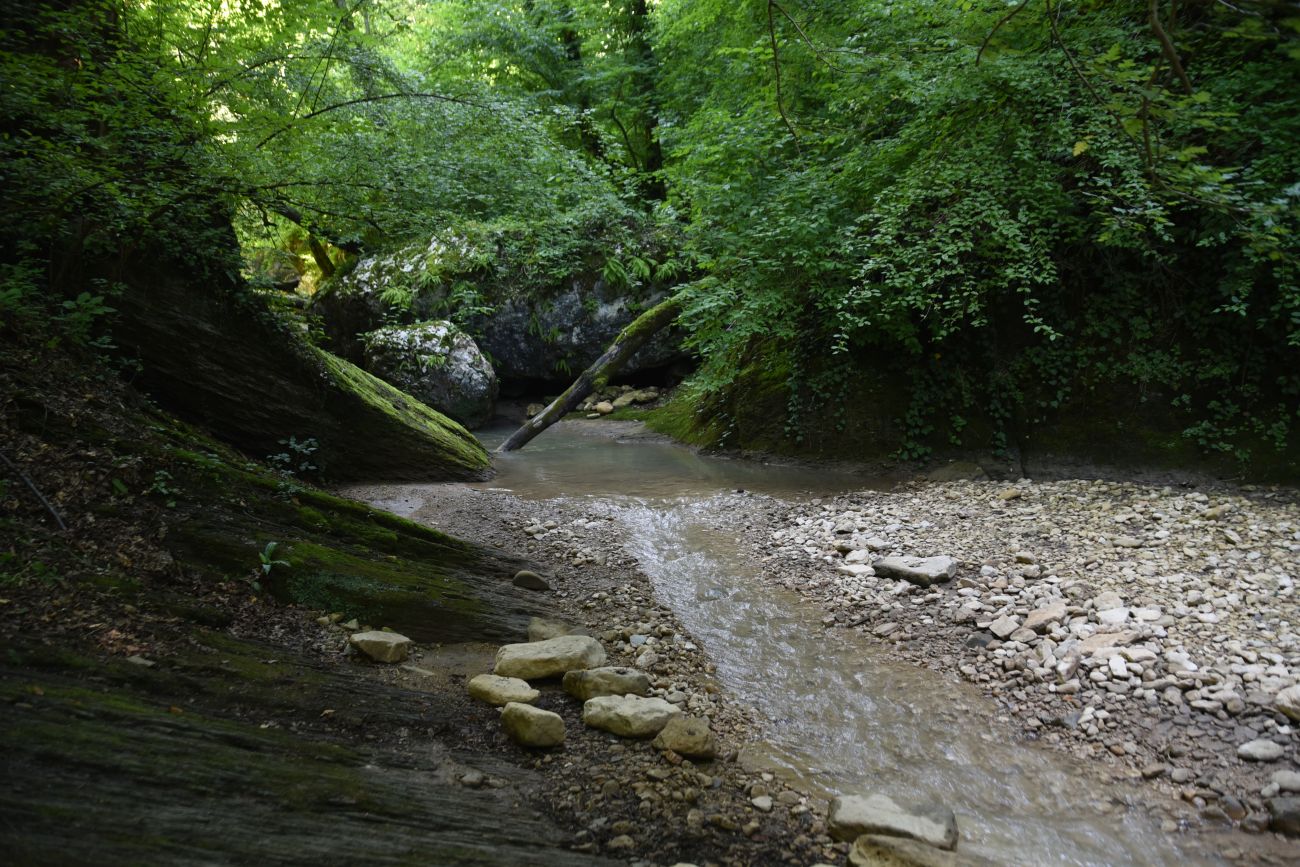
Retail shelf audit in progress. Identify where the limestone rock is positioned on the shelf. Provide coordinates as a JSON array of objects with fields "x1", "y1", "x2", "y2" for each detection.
[
  {"x1": 583, "y1": 694, "x2": 682, "y2": 738},
  {"x1": 494, "y1": 635, "x2": 606, "y2": 680},
  {"x1": 362, "y1": 320, "x2": 498, "y2": 428},
  {"x1": 651, "y1": 715, "x2": 718, "y2": 759},
  {"x1": 1238, "y1": 739, "x2": 1285, "y2": 762},
  {"x1": 872, "y1": 556, "x2": 958, "y2": 587},
  {"x1": 1023, "y1": 602, "x2": 1067, "y2": 632},
  {"x1": 349, "y1": 630, "x2": 411, "y2": 663},
  {"x1": 512, "y1": 569, "x2": 550, "y2": 591},
  {"x1": 595, "y1": 401, "x2": 614, "y2": 415},
  {"x1": 828, "y1": 794, "x2": 958, "y2": 851},
  {"x1": 527, "y1": 617, "x2": 588, "y2": 642},
  {"x1": 1275, "y1": 684, "x2": 1300, "y2": 721},
  {"x1": 501, "y1": 701, "x2": 565, "y2": 748},
  {"x1": 468, "y1": 673, "x2": 540, "y2": 706},
  {"x1": 563, "y1": 666, "x2": 651, "y2": 701},
  {"x1": 849, "y1": 834, "x2": 957, "y2": 867}
]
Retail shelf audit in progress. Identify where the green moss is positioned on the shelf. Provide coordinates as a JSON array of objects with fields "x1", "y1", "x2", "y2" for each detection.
[
  {"x1": 313, "y1": 347, "x2": 489, "y2": 475},
  {"x1": 279, "y1": 539, "x2": 487, "y2": 634}
]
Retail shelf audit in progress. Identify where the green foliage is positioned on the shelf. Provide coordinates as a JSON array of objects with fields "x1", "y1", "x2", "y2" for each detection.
[
  {"x1": 266, "y1": 437, "x2": 320, "y2": 479},
  {"x1": 653, "y1": 0, "x2": 1300, "y2": 466},
  {"x1": 4, "y1": 0, "x2": 1296, "y2": 473}
]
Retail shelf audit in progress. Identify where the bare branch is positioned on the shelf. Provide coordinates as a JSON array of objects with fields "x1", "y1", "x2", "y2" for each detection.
[
  {"x1": 977, "y1": 0, "x2": 1031, "y2": 65},
  {"x1": 0, "y1": 450, "x2": 67, "y2": 532},
  {"x1": 1149, "y1": 0, "x2": 1194, "y2": 94},
  {"x1": 767, "y1": 0, "x2": 800, "y2": 147},
  {"x1": 255, "y1": 91, "x2": 487, "y2": 149}
]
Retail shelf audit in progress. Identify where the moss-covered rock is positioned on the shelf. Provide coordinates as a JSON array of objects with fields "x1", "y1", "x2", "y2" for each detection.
[
  {"x1": 110, "y1": 225, "x2": 488, "y2": 482},
  {"x1": 362, "y1": 320, "x2": 498, "y2": 429}
]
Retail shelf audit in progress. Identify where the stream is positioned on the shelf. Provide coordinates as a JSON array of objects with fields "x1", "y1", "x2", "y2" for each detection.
[{"x1": 395, "y1": 421, "x2": 1226, "y2": 866}]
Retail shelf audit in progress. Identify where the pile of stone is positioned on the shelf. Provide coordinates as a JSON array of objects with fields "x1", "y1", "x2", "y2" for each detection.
[
  {"x1": 466, "y1": 623, "x2": 718, "y2": 757},
  {"x1": 577, "y1": 384, "x2": 660, "y2": 417},
  {"x1": 753, "y1": 478, "x2": 1300, "y2": 836}
]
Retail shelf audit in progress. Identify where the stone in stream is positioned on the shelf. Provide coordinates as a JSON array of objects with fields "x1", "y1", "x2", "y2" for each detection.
[
  {"x1": 500, "y1": 701, "x2": 565, "y2": 748},
  {"x1": 348, "y1": 630, "x2": 411, "y2": 663},
  {"x1": 494, "y1": 635, "x2": 606, "y2": 680},
  {"x1": 849, "y1": 834, "x2": 957, "y2": 867},
  {"x1": 872, "y1": 556, "x2": 957, "y2": 587},
  {"x1": 467, "y1": 673, "x2": 539, "y2": 706},
  {"x1": 828, "y1": 793, "x2": 959, "y2": 850},
  {"x1": 651, "y1": 715, "x2": 717, "y2": 759},
  {"x1": 1275, "y1": 684, "x2": 1300, "y2": 721},
  {"x1": 1237, "y1": 739, "x2": 1285, "y2": 762},
  {"x1": 562, "y1": 666, "x2": 651, "y2": 701},
  {"x1": 583, "y1": 694, "x2": 681, "y2": 737},
  {"x1": 511, "y1": 569, "x2": 551, "y2": 591}
]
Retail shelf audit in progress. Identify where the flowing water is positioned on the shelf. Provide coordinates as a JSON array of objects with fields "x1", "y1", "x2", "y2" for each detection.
[{"x1": 399, "y1": 422, "x2": 1226, "y2": 865}]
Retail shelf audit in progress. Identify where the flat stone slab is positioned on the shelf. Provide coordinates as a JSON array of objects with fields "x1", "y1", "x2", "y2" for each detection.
[
  {"x1": 467, "y1": 674, "x2": 539, "y2": 706},
  {"x1": 501, "y1": 701, "x2": 564, "y2": 748},
  {"x1": 582, "y1": 694, "x2": 681, "y2": 738},
  {"x1": 494, "y1": 635, "x2": 605, "y2": 680},
  {"x1": 828, "y1": 793, "x2": 959, "y2": 850},
  {"x1": 1023, "y1": 602, "x2": 1067, "y2": 632},
  {"x1": 562, "y1": 666, "x2": 650, "y2": 701},
  {"x1": 349, "y1": 631, "x2": 411, "y2": 663},
  {"x1": 872, "y1": 556, "x2": 957, "y2": 587}
]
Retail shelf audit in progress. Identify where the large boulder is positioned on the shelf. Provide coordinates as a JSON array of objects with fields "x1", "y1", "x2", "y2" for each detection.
[
  {"x1": 494, "y1": 635, "x2": 606, "y2": 680},
  {"x1": 582, "y1": 694, "x2": 681, "y2": 738},
  {"x1": 111, "y1": 232, "x2": 490, "y2": 482},
  {"x1": 828, "y1": 794, "x2": 959, "y2": 850},
  {"x1": 470, "y1": 284, "x2": 682, "y2": 384},
  {"x1": 363, "y1": 320, "x2": 498, "y2": 429},
  {"x1": 312, "y1": 235, "x2": 684, "y2": 387}
]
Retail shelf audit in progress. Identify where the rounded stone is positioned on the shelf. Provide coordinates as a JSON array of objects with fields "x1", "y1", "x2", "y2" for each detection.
[{"x1": 501, "y1": 701, "x2": 565, "y2": 748}]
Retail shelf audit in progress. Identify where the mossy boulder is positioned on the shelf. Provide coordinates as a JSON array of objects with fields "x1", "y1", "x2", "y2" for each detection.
[
  {"x1": 312, "y1": 231, "x2": 685, "y2": 389},
  {"x1": 110, "y1": 230, "x2": 489, "y2": 481},
  {"x1": 363, "y1": 320, "x2": 498, "y2": 429}
]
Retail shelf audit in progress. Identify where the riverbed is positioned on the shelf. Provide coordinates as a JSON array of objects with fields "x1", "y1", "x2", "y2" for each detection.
[{"x1": 352, "y1": 419, "x2": 1298, "y2": 865}]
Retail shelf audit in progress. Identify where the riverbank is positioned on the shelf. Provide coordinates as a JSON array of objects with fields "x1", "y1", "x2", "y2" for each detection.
[{"x1": 733, "y1": 476, "x2": 1300, "y2": 842}]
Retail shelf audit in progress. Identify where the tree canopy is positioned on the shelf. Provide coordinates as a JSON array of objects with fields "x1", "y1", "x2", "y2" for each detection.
[{"x1": 3, "y1": 0, "x2": 1298, "y2": 469}]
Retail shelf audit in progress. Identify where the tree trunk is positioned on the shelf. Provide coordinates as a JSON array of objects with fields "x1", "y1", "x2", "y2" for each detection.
[{"x1": 497, "y1": 294, "x2": 683, "y2": 452}]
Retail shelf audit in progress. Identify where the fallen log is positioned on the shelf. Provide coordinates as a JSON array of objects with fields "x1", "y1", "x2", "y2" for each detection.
[{"x1": 497, "y1": 294, "x2": 683, "y2": 452}]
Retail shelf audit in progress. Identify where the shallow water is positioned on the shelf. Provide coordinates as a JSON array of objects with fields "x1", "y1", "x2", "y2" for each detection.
[{"x1": 403, "y1": 422, "x2": 1223, "y2": 865}]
